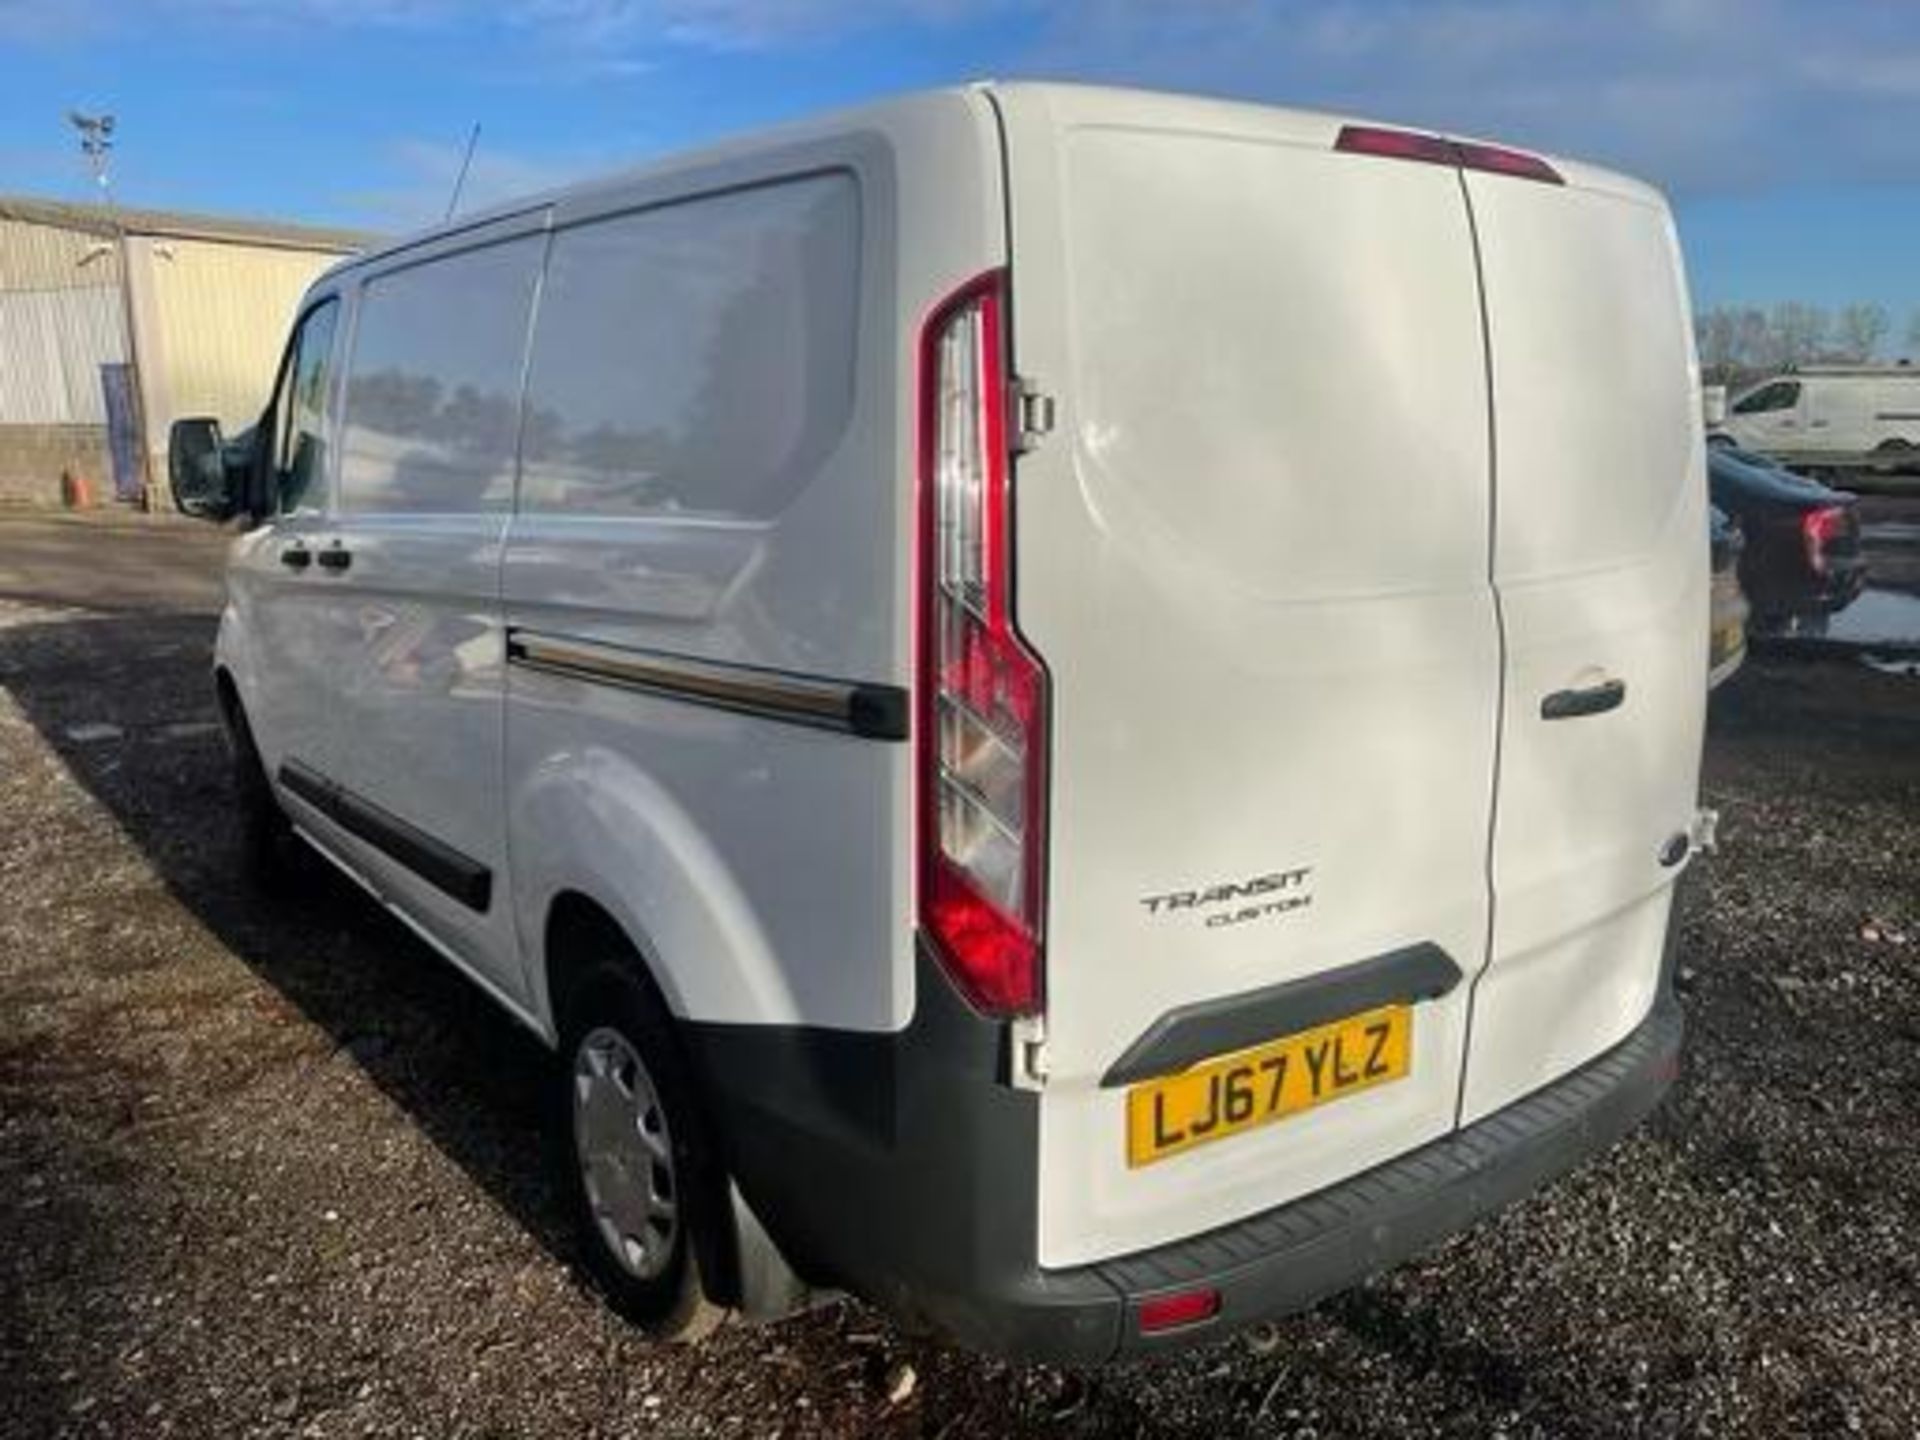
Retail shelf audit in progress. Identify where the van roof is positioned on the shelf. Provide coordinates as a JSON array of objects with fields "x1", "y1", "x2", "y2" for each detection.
[{"x1": 323, "y1": 80, "x2": 1666, "y2": 283}]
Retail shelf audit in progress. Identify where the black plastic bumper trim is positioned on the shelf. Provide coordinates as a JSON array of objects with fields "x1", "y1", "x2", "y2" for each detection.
[
  {"x1": 1102, "y1": 942, "x2": 1463, "y2": 1087},
  {"x1": 693, "y1": 939, "x2": 1677, "y2": 1364},
  {"x1": 277, "y1": 758, "x2": 492, "y2": 912},
  {"x1": 1098, "y1": 994, "x2": 1682, "y2": 1354}
]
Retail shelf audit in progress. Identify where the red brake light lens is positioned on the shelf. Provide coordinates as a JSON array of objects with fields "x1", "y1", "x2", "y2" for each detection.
[
  {"x1": 1336, "y1": 124, "x2": 1564, "y2": 185},
  {"x1": 917, "y1": 273, "x2": 1048, "y2": 1018},
  {"x1": 1138, "y1": 1288, "x2": 1221, "y2": 1334},
  {"x1": 1801, "y1": 504, "x2": 1849, "y2": 575},
  {"x1": 1334, "y1": 123, "x2": 1459, "y2": 169},
  {"x1": 1453, "y1": 140, "x2": 1566, "y2": 185}
]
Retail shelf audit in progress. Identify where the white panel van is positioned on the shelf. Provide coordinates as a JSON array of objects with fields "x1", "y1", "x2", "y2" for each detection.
[
  {"x1": 167, "y1": 83, "x2": 1710, "y2": 1362},
  {"x1": 1722, "y1": 364, "x2": 1920, "y2": 459}
]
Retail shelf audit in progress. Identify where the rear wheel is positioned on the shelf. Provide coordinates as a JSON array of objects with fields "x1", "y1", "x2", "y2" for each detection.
[{"x1": 556, "y1": 958, "x2": 726, "y2": 1341}]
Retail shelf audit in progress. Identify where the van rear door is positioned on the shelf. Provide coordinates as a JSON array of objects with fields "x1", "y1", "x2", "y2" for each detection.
[
  {"x1": 1459, "y1": 167, "x2": 1706, "y2": 1122},
  {"x1": 989, "y1": 86, "x2": 1502, "y2": 1267}
]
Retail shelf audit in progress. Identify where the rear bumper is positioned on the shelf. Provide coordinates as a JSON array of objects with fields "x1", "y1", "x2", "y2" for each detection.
[
  {"x1": 1746, "y1": 553, "x2": 1867, "y2": 624},
  {"x1": 1093, "y1": 993, "x2": 1681, "y2": 1357},
  {"x1": 691, "y1": 951, "x2": 1682, "y2": 1365}
]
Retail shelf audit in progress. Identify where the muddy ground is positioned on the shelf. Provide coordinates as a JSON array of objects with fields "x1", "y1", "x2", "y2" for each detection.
[{"x1": 1, "y1": 515, "x2": 1916, "y2": 1437}]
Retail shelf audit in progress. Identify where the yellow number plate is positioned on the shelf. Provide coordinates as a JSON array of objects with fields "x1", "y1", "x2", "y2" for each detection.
[{"x1": 1126, "y1": 1004, "x2": 1411, "y2": 1167}]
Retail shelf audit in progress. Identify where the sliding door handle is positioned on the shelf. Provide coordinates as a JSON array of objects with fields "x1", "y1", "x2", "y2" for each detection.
[{"x1": 1541, "y1": 678, "x2": 1626, "y2": 720}]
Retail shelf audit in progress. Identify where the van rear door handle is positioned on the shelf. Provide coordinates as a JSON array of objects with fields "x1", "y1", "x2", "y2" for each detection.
[
  {"x1": 1540, "y1": 679, "x2": 1625, "y2": 720},
  {"x1": 316, "y1": 546, "x2": 352, "y2": 572},
  {"x1": 279, "y1": 544, "x2": 311, "y2": 570}
]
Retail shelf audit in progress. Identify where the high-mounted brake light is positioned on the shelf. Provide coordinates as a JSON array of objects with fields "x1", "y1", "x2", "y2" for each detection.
[
  {"x1": 916, "y1": 272, "x2": 1049, "y2": 1018},
  {"x1": 1335, "y1": 123, "x2": 1564, "y2": 185}
]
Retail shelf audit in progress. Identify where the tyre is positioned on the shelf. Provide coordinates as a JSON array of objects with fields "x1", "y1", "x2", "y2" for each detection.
[
  {"x1": 556, "y1": 957, "x2": 727, "y2": 1341},
  {"x1": 223, "y1": 691, "x2": 299, "y2": 893}
]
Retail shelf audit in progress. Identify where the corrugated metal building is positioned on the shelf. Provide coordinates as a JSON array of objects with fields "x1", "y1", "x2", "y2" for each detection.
[{"x1": 0, "y1": 195, "x2": 369, "y2": 507}]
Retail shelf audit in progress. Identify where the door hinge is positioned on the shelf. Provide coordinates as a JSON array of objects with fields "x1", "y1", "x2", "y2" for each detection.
[
  {"x1": 1690, "y1": 807, "x2": 1719, "y2": 857},
  {"x1": 1011, "y1": 376, "x2": 1055, "y2": 455},
  {"x1": 1009, "y1": 1014, "x2": 1049, "y2": 1091}
]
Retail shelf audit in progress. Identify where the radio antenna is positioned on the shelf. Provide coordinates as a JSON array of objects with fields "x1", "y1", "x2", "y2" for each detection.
[{"x1": 445, "y1": 122, "x2": 481, "y2": 221}]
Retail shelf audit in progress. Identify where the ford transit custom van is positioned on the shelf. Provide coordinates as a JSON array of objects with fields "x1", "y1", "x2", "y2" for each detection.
[{"x1": 169, "y1": 83, "x2": 1711, "y2": 1361}]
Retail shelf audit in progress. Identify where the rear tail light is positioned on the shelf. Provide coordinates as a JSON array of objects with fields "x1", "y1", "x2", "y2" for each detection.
[
  {"x1": 1335, "y1": 124, "x2": 1564, "y2": 185},
  {"x1": 917, "y1": 272, "x2": 1048, "y2": 1017},
  {"x1": 1801, "y1": 504, "x2": 1849, "y2": 575},
  {"x1": 1137, "y1": 1288, "x2": 1221, "y2": 1334}
]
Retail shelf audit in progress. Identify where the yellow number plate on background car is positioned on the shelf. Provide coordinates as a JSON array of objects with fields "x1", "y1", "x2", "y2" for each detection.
[{"x1": 1126, "y1": 1004, "x2": 1411, "y2": 1167}]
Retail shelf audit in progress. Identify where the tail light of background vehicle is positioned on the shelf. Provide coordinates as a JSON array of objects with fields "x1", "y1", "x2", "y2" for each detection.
[
  {"x1": 1801, "y1": 504, "x2": 1850, "y2": 576},
  {"x1": 917, "y1": 273, "x2": 1049, "y2": 1018}
]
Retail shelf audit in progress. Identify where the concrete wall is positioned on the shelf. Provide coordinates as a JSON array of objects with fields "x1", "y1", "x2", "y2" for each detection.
[{"x1": 0, "y1": 423, "x2": 112, "y2": 506}]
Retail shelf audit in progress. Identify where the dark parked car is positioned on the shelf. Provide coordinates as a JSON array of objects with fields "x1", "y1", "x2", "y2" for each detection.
[{"x1": 1706, "y1": 444, "x2": 1866, "y2": 629}]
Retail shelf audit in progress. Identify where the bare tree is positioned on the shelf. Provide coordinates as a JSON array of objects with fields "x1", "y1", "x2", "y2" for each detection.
[
  {"x1": 1695, "y1": 308, "x2": 1739, "y2": 381},
  {"x1": 1697, "y1": 300, "x2": 1909, "y2": 381},
  {"x1": 1833, "y1": 303, "x2": 1890, "y2": 362},
  {"x1": 1734, "y1": 307, "x2": 1776, "y2": 372},
  {"x1": 1770, "y1": 302, "x2": 1830, "y2": 367}
]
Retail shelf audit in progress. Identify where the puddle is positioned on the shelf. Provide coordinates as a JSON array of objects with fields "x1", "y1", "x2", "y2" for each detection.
[
  {"x1": 1763, "y1": 588, "x2": 1920, "y2": 656},
  {"x1": 1823, "y1": 589, "x2": 1920, "y2": 649}
]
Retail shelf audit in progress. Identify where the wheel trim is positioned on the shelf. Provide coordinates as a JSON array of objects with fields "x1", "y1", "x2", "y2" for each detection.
[{"x1": 572, "y1": 1026, "x2": 678, "y2": 1282}]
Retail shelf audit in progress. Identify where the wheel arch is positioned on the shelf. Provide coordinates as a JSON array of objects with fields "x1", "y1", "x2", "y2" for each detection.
[
  {"x1": 543, "y1": 889, "x2": 677, "y2": 1031},
  {"x1": 507, "y1": 748, "x2": 799, "y2": 1034},
  {"x1": 213, "y1": 663, "x2": 242, "y2": 729}
]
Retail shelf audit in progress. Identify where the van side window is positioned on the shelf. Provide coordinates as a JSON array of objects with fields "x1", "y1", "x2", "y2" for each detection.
[
  {"x1": 275, "y1": 299, "x2": 340, "y2": 516},
  {"x1": 338, "y1": 236, "x2": 543, "y2": 515},
  {"x1": 1733, "y1": 380, "x2": 1800, "y2": 415},
  {"x1": 519, "y1": 173, "x2": 859, "y2": 520}
]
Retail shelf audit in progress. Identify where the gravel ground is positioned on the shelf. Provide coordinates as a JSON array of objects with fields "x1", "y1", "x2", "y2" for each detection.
[{"x1": 1, "y1": 521, "x2": 1917, "y2": 1438}]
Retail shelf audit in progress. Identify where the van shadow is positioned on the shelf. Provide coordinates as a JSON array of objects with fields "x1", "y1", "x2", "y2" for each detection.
[{"x1": 0, "y1": 607, "x2": 589, "y2": 1286}]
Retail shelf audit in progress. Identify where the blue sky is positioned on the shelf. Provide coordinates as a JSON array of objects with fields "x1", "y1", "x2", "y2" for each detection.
[{"x1": 3, "y1": 0, "x2": 1918, "y2": 333}]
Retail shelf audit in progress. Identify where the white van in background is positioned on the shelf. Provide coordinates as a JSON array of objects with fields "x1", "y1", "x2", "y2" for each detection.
[
  {"x1": 1722, "y1": 364, "x2": 1920, "y2": 459},
  {"x1": 167, "y1": 83, "x2": 1710, "y2": 1362}
]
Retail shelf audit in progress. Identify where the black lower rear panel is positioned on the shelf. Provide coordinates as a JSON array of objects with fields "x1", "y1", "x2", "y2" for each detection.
[{"x1": 688, "y1": 948, "x2": 1682, "y2": 1364}]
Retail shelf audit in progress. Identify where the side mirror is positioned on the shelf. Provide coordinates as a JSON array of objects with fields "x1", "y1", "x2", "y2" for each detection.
[{"x1": 169, "y1": 417, "x2": 235, "y2": 520}]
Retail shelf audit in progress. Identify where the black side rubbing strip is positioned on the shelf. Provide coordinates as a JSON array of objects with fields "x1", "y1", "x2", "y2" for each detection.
[
  {"x1": 1102, "y1": 943, "x2": 1463, "y2": 1088},
  {"x1": 277, "y1": 759, "x2": 492, "y2": 912},
  {"x1": 505, "y1": 628, "x2": 908, "y2": 742}
]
